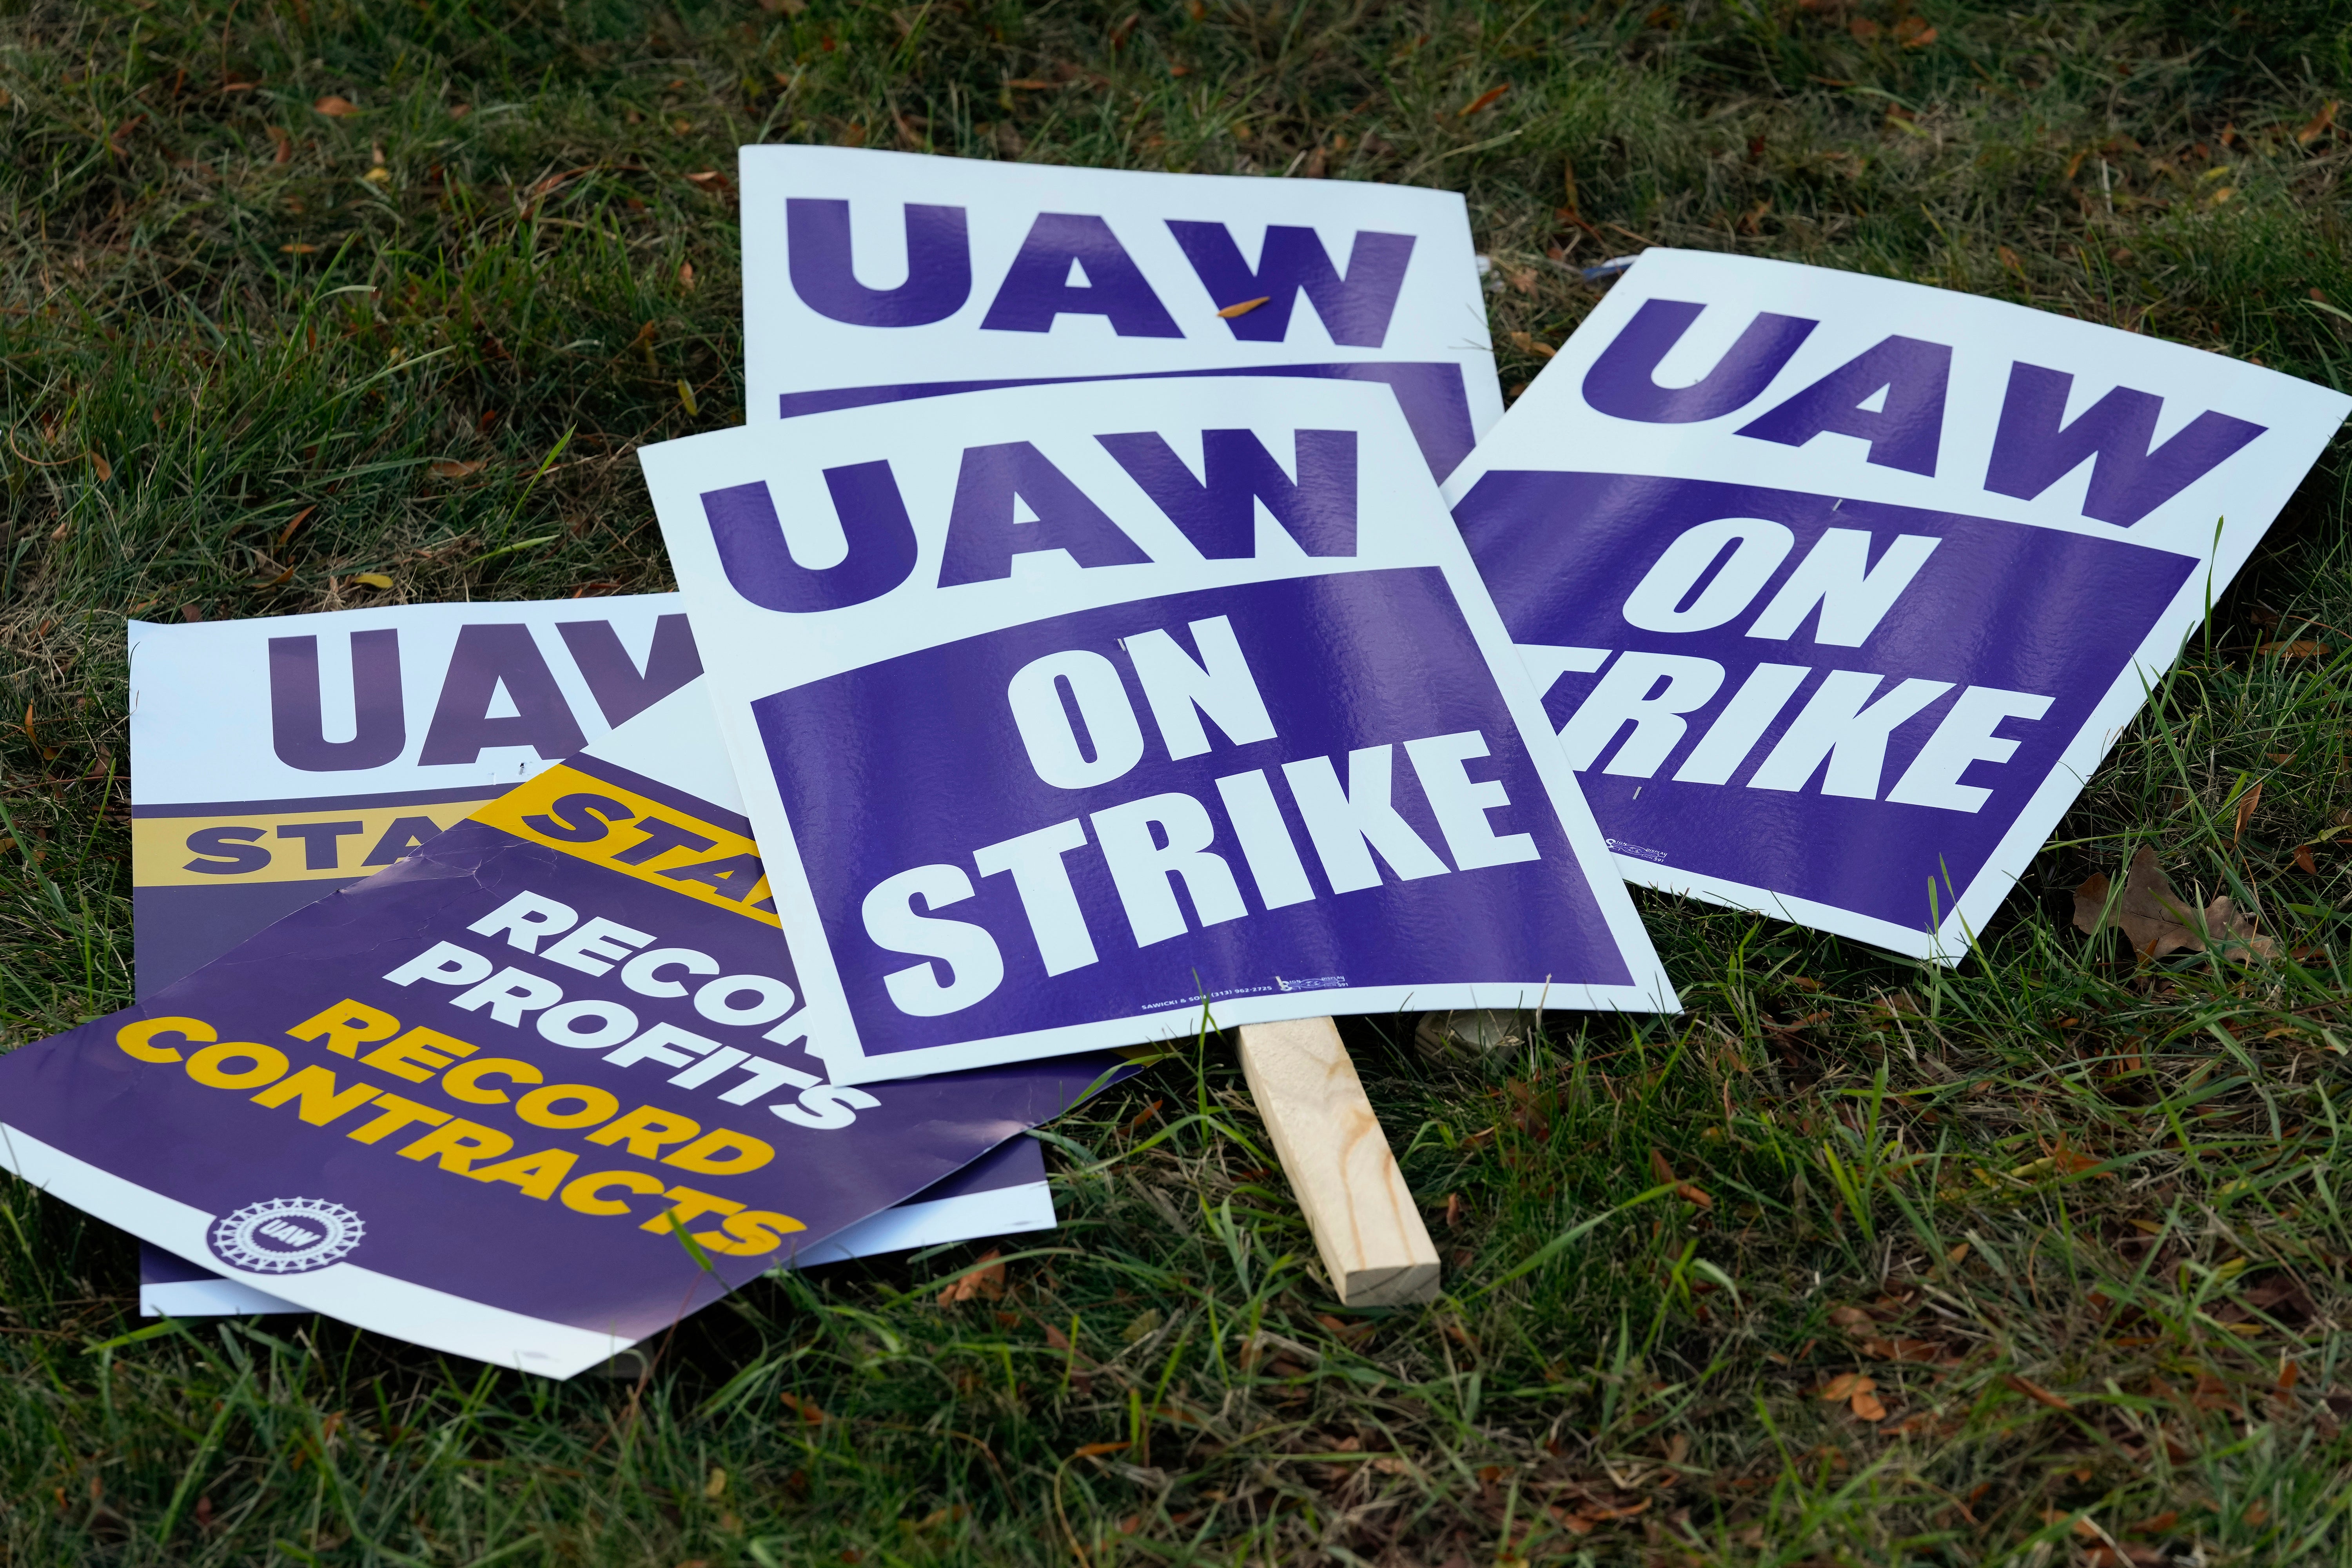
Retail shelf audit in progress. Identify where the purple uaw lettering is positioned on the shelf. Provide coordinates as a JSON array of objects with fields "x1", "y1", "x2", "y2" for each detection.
[
  {"x1": 1734, "y1": 334, "x2": 1952, "y2": 477},
  {"x1": 938, "y1": 442, "x2": 1154, "y2": 586},
  {"x1": 418, "y1": 624, "x2": 588, "y2": 766},
  {"x1": 702, "y1": 461, "x2": 920, "y2": 613},
  {"x1": 1982, "y1": 362, "x2": 2265, "y2": 526},
  {"x1": 1582, "y1": 298, "x2": 1819, "y2": 424},
  {"x1": 555, "y1": 614, "x2": 703, "y2": 726},
  {"x1": 784, "y1": 198, "x2": 971, "y2": 327},
  {"x1": 269, "y1": 628, "x2": 406, "y2": 772},
  {"x1": 1096, "y1": 428, "x2": 1358, "y2": 559},
  {"x1": 1163, "y1": 223, "x2": 1415, "y2": 347},
  {"x1": 978, "y1": 213, "x2": 1182, "y2": 338}
]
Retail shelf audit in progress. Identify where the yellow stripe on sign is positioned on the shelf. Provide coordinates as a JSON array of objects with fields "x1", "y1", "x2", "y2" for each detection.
[
  {"x1": 134, "y1": 801, "x2": 487, "y2": 889},
  {"x1": 472, "y1": 764, "x2": 781, "y2": 928}
]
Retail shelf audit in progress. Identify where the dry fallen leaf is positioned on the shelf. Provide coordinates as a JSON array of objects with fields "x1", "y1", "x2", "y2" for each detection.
[
  {"x1": 349, "y1": 572, "x2": 393, "y2": 589},
  {"x1": 938, "y1": 1248, "x2": 1006, "y2": 1305},
  {"x1": 2073, "y1": 847, "x2": 2275, "y2": 960},
  {"x1": 2294, "y1": 844, "x2": 2319, "y2": 875},
  {"x1": 1822, "y1": 1372, "x2": 1874, "y2": 1401},
  {"x1": 678, "y1": 260, "x2": 696, "y2": 290},
  {"x1": 2004, "y1": 1373, "x2": 2073, "y2": 1412},
  {"x1": 779, "y1": 1392, "x2": 826, "y2": 1423},
  {"x1": 2259, "y1": 639, "x2": 2328, "y2": 658},
  {"x1": 1850, "y1": 1389, "x2": 1888, "y2": 1421},
  {"x1": 281, "y1": 243, "x2": 318, "y2": 255},
  {"x1": 428, "y1": 459, "x2": 484, "y2": 479},
  {"x1": 2298, "y1": 100, "x2": 2339, "y2": 146},
  {"x1": 314, "y1": 95, "x2": 359, "y2": 118},
  {"x1": 1458, "y1": 83, "x2": 1511, "y2": 116},
  {"x1": 2233, "y1": 780, "x2": 2263, "y2": 844},
  {"x1": 88, "y1": 452, "x2": 111, "y2": 481}
]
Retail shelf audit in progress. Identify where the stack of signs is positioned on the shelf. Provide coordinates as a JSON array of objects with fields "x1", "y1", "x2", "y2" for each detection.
[
  {"x1": 128, "y1": 600, "x2": 1065, "y2": 1318},
  {"x1": 4, "y1": 149, "x2": 2341, "y2": 1375},
  {"x1": 5, "y1": 671, "x2": 1123, "y2": 1374},
  {"x1": 1445, "y1": 251, "x2": 2351, "y2": 957}
]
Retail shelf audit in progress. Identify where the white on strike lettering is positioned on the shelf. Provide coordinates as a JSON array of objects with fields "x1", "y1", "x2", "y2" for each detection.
[
  {"x1": 1007, "y1": 650, "x2": 1145, "y2": 788},
  {"x1": 1092, "y1": 791, "x2": 1248, "y2": 946},
  {"x1": 1745, "y1": 530, "x2": 1940, "y2": 646},
  {"x1": 1125, "y1": 615, "x2": 1277, "y2": 760},
  {"x1": 1886, "y1": 686, "x2": 2054, "y2": 811},
  {"x1": 1673, "y1": 662, "x2": 1809, "y2": 784},
  {"x1": 1558, "y1": 652, "x2": 1725, "y2": 775},
  {"x1": 973, "y1": 818, "x2": 1099, "y2": 975},
  {"x1": 1281, "y1": 746, "x2": 1449, "y2": 893},
  {"x1": 1747, "y1": 671, "x2": 1953, "y2": 797},
  {"x1": 1621, "y1": 519, "x2": 1794, "y2": 633},
  {"x1": 860, "y1": 864, "x2": 1005, "y2": 1014},
  {"x1": 860, "y1": 727, "x2": 1542, "y2": 1014}
]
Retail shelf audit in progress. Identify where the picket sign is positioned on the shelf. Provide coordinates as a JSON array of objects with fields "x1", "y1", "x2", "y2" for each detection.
[
  {"x1": 1445, "y1": 250, "x2": 2352, "y2": 960},
  {"x1": 641, "y1": 375, "x2": 1675, "y2": 1305},
  {"x1": 731, "y1": 147, "x2": 1527, "y2": 1301}
]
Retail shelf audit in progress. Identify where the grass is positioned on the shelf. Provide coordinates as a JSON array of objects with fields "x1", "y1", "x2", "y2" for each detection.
[{"x1": 3, "y1": 0, "x2": 2352, "y2": 1561}]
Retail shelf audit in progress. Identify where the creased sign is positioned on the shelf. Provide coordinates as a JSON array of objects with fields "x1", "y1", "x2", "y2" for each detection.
[
  {"x1": 3, "y1": 684, "x2": 1123, "y2": 1376},
  {"x1": 128, "y1": 603, "x2": 1061, "y2": 1316},
  {"x1": 739, "y1": 146, "x2": 1501, "y2": 478},
  {"x1": 642, "y1": 376, "x2": 1676, "y2": 1085},
  {"x1": 1443, "y1": 250, "x2": 2352, "y2": 959}
]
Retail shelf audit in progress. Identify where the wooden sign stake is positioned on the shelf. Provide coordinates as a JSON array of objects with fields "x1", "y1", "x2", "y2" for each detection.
[{"x1": 1236, "y1": 1016, "x2": 1439, "y2": 1307}]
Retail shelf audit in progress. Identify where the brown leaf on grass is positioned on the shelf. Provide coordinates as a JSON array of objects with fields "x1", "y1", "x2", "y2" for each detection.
[
  {"x1": 280, "y1": 243, "x2": 318, "y2": 255},
  {"x1": 1458, "y1": 84, "x2": 1511, "y2": 116},
  {"x1": 1849, "y1": 15, "x2": 1881, "y2": 38},
  {"x1": 348, "y1": 573, "x2": 393, "y2": 589},
  {"x1": 2004, "y1": 1373, "x2": 2073, "y2": 1411},
  {"x1": 1893, "y1": 15, "x2": 1937, "y2": 45},
  {"x1": 314, "y1": 95, "x2": 358, "y2": 117},
  {"x1": 2259, "y1": 639, "x2": 2328, "y2": 657},
  {"x1": 267, "y1": 126, "x2": 292, "y2": 163},
  {"x1": 779, "y1": 1392, "x2": 826, "y2": 1423},
  {"x1": 678, "y1": 260, "x2": 696, "y2": 291},
  {"x1": 1828, "y1": 1306, "x2": 1873, "y2": 1330},
  {"x1": 683, "y1": 170, "x2": 734, "y2": 196},
  {"x1": 1072, "y1": 1440, "x2": 1129, "y2": 1458},
  {"x1": 938, "y1": 1249, "x2": 1005, "y2": 1305},
  {"x1": 1849, "y1": 1389, "x2": 1888, "y2": 1421},
  {"x1": 1861, "y1": 1337, "x2": 1947, "y2": 1363},
  {"x1": 88, "y1": 452, "x2": 111, "y2": 481},
  {"x1": 429, "y1": 459, "x2": 484, "y2": 479},
  {"x1": 2233, "y1": 781, "x2": 2263, "y2": 843},
  {"x1": 2073, "y1": 847, "x2": 2275, "y2": 959},
  {"x1": 2298, "y1": 100, "x2": 2339, "y2": 146},
  {"x1": 1821, "y1": 1373, "x2": 1874, "y2": 1401}
]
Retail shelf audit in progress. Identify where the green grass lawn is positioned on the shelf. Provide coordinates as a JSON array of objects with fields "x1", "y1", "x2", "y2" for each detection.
[{"x1": 5, "y1": 0, "x2": 2352, "y2": 1561}]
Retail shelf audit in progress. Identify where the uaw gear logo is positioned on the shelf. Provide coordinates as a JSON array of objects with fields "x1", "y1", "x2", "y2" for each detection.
[{"x1": 208, "y1": 1198, "x2": 365, "y2": 1274}]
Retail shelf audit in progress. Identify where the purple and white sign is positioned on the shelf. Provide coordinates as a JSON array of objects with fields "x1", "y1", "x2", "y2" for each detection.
[
  {"x1": 5, "y1": 684, "x2": 1125, "y2": 1374},
  {"x1": 129, "y1": 602, "x2": 1064, "y2": 1316},
  {"x1": 740, "y1": 147, "x2": 1501, "y2": 479},
  {"x1": 642, "y1": 377, "x2": 1676, "y2": 1085},
  {"x1": 1444, "y1": 250, "x2": 2351, "y2": 959}
]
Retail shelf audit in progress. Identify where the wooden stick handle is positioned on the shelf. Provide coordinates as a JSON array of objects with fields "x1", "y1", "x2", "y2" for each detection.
[{"x1": 1236, "y1": 1016, "x2": 1439, "y2": 1307}]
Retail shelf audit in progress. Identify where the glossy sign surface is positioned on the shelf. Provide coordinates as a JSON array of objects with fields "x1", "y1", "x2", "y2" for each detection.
[{"x1": 644, "y1": 376, "x2": 1675, "y2": 1084}]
